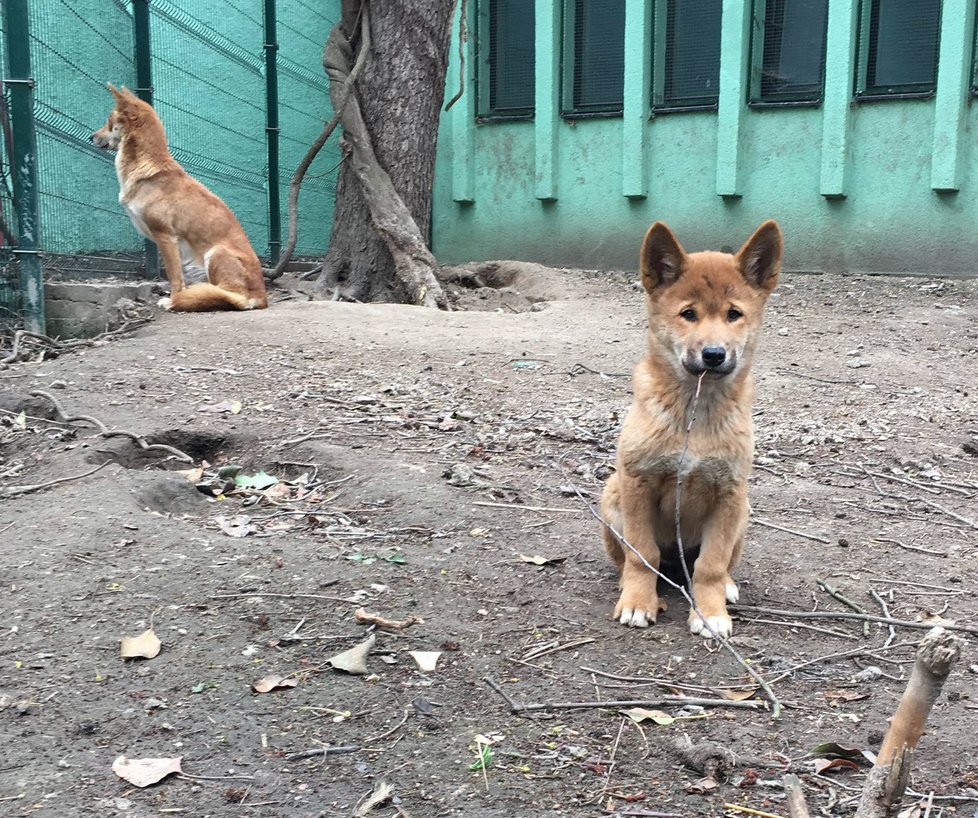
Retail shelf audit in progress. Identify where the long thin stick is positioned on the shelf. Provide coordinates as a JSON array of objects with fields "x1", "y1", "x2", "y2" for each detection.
[
  {"x1": 1, "y1": 462, "x2": 108, "y2": 499},
  {"x1": 730, "y1": 604, "x2": 978, "y2": 636},
  {"x1": 753, "y1": 519, "x2": 831, "y2": 544}
]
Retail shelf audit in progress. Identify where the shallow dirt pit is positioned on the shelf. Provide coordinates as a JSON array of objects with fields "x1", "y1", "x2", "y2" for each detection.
[{"x1": 1, "y1": 269, "x2": 978, "y2": 817}]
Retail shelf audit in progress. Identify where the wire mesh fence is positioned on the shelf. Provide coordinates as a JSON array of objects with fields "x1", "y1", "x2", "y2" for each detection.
[{"x1": 0, "y1": 0, "x2": 337, "y2": 331}]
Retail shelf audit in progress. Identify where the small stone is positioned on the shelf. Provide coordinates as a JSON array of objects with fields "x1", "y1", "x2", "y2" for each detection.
[{"x1": 838, "y1": 538, "x2": 850, "y2": 547}]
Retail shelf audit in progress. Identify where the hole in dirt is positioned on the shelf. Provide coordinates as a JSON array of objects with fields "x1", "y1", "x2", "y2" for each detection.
[{"x1": 88, "y1": 429, "x2": 242, "y2": 470}]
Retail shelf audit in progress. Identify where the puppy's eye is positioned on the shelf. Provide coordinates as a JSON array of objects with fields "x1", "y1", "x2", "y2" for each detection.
[
  {"x1": 680, "y1": 308, "x2": 697, "y2": 322},
  {"x1": 727, "y1": 307, "x2": 743, "y2": 322}
]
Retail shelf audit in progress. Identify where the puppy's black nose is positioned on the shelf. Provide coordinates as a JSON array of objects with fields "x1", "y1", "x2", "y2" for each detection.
[{"x1": 702, "y1": 346, "x2": 727, "y2": 368}]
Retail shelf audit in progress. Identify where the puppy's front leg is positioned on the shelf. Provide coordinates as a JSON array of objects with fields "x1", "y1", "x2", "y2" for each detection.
[
  {"x1": 688, "y1": 486, "x2": 748, "y2": 638},
  {"x1": 615, "y1": 473, "x2": 662, "y2": 628}
]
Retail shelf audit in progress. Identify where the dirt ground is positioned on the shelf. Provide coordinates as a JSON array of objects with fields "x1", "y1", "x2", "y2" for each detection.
[{"x1": 1, "y1": 267, "x2": 977, "y2": 818}]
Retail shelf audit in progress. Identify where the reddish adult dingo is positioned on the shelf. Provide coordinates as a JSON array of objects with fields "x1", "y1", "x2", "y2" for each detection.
[
  {"x1": 92, "y1": 85, "x2": 267, "y2": 312},
  {"x1": 601, "y1": 220, "x2": 783, "y2": 638}
]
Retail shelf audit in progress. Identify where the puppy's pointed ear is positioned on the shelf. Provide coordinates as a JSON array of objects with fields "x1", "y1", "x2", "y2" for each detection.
[
  {"x1": 640, "y1": 222, "x2": 686, "y2": 292},
  {"x1": 736, "y1": 220, "x2": 783, "y2": 292},
  {"x1": 108, "y1": 82, "x2": 124, "y2": 101}
]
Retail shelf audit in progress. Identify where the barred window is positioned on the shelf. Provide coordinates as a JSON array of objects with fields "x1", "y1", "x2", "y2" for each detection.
[
  {"x1": 654, "y1": 0, "x2": 722, "y2": 110},
  {"x1": 860, "y1": 0, "x2": 941, "y2": 96},
  {"x1": 481, "y1": 0, "x2": 536, "y2": 117},
  {"x1": 566, "y1": 0, "x2": 625, "y2": 115},
  {"x1": 754, "y1": 0, "x2": 829, "y2": 103}
]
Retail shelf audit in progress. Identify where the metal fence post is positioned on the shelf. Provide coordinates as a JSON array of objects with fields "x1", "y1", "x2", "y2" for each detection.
[
  {"x1": 2, "y1": 0, "x2": 45, "y2": 334},
  {"x1": 263, "y1": 0, "x2": 281, "y2": 265},
  {"x1": 132, "y1": 0, "x2": 160, "y2": 279}
]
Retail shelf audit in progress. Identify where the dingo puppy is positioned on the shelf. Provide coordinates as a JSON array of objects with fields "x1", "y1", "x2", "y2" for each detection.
[
  {"x1": 92, "y1": 85, "x2": 267, "y2": 312},
  {"x1": 600, "y1": 220, "x2": 783, "y2": 638}
]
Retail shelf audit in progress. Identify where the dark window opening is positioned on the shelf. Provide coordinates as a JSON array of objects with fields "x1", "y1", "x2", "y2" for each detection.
[
  {"x1": 756, "y1": 0, "x2": 828, "y2": 102},
  {"x1": 569, "y1": 0, "x2": 625, "y2": 114},
  {"x1": 485, "y1": 0, "x2": 535, "y2": 117},
  {"x1": 656, "y1": 0, "x2": 722, "y2": 109},
  {"x1": 862, "y1": 0, "x2": 941, "y2": 96}
]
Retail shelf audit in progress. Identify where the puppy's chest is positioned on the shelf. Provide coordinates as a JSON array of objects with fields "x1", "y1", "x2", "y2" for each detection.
[{"x1": 633, "y1": 451, "x2": 738, "y2": 489}]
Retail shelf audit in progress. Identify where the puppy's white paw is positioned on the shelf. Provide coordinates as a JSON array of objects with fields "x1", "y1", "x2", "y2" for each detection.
[
  {"x1": 157, "y1": 296, "x2": 173, "y2": 310},
  {"x1": 725, "y1": 581, "x2": 740, "y2": 604},
  {"x1": 618, "y1": 608, "x2": 651, "y2": 628},
  {"x1": 688, "y1": 613, "x2": 733, "y2": 639}
]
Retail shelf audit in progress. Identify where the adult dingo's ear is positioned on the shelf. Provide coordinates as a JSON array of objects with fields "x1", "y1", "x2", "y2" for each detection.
[
  {"x1": 640, "y1": 222, "x2": 687, "y2": 292},
  {"x1": 736, "y1": 220, "x2": 783, "y2": 292}
]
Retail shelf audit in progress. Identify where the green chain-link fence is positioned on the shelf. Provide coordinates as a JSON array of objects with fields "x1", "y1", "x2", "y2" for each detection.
[{"x1": 0, "y1": 0, "x2": 338, "y2": 332}]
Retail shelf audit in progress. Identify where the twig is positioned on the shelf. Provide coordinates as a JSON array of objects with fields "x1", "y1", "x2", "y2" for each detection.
[
  {"x1": 213, "y1": 591, "x2": 357, "y2": 604},
  {"x1": 731, "y1": 604, "x2": 978, "y2": 636},
  {"x1": 285, "y1": 745, "x2": 359, "y2": 762},
  {"x1": 364, "y1": 708, "x2": 410, "y2": 743},
  {"x1": 918, "y1": 497, "x2": 978, "y2": 531},
  {"x1": 0, "y1": 462, "x2": 109, "y2": 499},
  {"x1": 472, "y1": 501, "x2": 582, "y2": 514},
  {"x1": 763, "y1": 641, "x2": 918, "y2": 685},
  {"x1": 752, "y1": 519, "x2": 831, "y2": 544},
  {"x1": 29, "y1": 390, "x2": 192, "y2": 462},
  {"x1": 722, "y1": 805, "x2": 787, "y2": 818},
  {"x1": 521, "y1": 638, "x2": 595, "y2": 661},
  {"x1": 872, "y1": 536, "x2": 946, "y2": 557},
  {"x1": 869, "y1": 589, "x2": 897, "y2": 648},
  {"x1": 817, "y1": 578, "x2": 869, "y2": 636},
  {"x1": 483, "y1": 687, "x2": 762, "y2": 713},
  {"x1": 596, "y1": 718, "x2": 626, "y2": 804}
]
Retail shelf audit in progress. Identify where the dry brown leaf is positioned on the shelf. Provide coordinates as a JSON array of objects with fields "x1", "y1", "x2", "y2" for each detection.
[
  {"x1": 518, "y1": 553, "x2": 568, "y2": 566},
  {"x1": 175, "y1": 467, "x2": 204, "y2": 483},
  {"x1": 251, "y1": 674, "x2": 298, "y2": 694},
  {"x1": 327, "y1": 633, "x2": 376, "y2": 674},
  {"x1": 824, "y1": 688, "x2": 870, "y2": 705},
  {"x1": 216, "y1": 514, "x2": 255, "y2": 537},
  {"x1": 621, "y1": 707, "x2": 675, "y2": 725},
  {"x1": 353, "y1": 780, "x2": 394, "y2": 817},
  {"x1": 686, "y1": 775, "x2": 718, "y2": 793},
  {"x1": 111, "y1": 755, "x2": 183, "y2": 787},
  {"x1": 720, "y1": 689, "x2": 756, "y2": 702},
  {"x1": 408, "y1": 651, "x2": 441, "y2": 672},
  {"x1": 812, "y1": 757, "x2": 861, "y2": 774},
  {"x1": 355, "y1": 607, "x2": 424, "y2": 631},
  {"x1": 120, "y1": 628, "x2": 161, "y2": 660}
]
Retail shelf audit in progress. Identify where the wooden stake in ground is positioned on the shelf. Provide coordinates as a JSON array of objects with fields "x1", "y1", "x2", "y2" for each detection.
[{"x1": 854, "y1": 626, "x2": 962, "y2": 818}]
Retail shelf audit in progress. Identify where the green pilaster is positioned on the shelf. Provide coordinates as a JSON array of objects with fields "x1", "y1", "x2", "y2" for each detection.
[
  {"x1": 819, "y1": 0, "x2": 858, "y2": 198},
  {"x1": 715, "y1": 0, "x2": 750, "y2": 197},
  {"x1": 622, "y1": 0, "x2": 651, "y2": 199},
  {"x1": 535, "y1": 1, "x2": 560, "y2": 201},
  {"x1": 930, "y1": 0, "x2": 976, "y2": 192}
]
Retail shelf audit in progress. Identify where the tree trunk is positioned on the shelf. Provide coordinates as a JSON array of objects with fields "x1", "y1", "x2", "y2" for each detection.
[{"x1": 316, "y1": 0, "x2": 455, "y2": 303}]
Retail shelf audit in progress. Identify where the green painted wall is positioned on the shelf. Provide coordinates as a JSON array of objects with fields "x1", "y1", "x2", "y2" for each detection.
[{"x1": 432, "y1": 0, "x2": 978, "y2": 276}]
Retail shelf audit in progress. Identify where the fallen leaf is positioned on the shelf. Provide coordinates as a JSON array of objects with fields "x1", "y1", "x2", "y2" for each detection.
[
  {"x1": 262, "y1": 482, "x2": 292, "y2": 500},
  {"x1": 234, "y1": 471, "x2": 279, "y2": 490},
  {"x1": 198, "y1": 399, "x2": 242, "y2": 414},
  {"x1": 13, "y1": 411, "x2": 26, "y2": 430},
  {"x1": 686, "y1": 775, "x2": 718, "y2": 793},
  {"x1": 251, "y1": 674, "x2": 298, "y2": 693},
  {"x1": 518, "y1": 553, "x2": 568, "y2": 566},
  {"x1": 408, "y1": 651, "x2": 442, "y2": 672},
  {"x1": 621, "y1": 707, "x2": 675, "y2": 725},
  {"x1": 327, "y1": 634, "x2": 376, "y2": 674},
  {"x1": 824, "y1": 689, "x2": 870, "y2": 705},
  {"x1": 175, "y1": 467, "x2": 204, "y2": 483},
  {"x1": 111, "y1": 755, "x2": 183, "y2": 788},
  {"x1": 120, "y1": 628, "x2": 161, "y2": 660},
  {"x1": 813, "y1": 757, "x2": 861, "y2": 774},
  {"x1": 809, "y1": 741, "x2": 875, "y2": 765},
  {"x1": 720, "y1": 689, "x2": 756, "y2": 702},
  {"x1": 215, "y1": 514, "x2": 255, "y2": 537},
  {"x1": 190, "y1": 680, "x2": 218, "y2": 694},
  {"x1": 353, "y1": 780, "x2": 393, "y2": 817}
]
